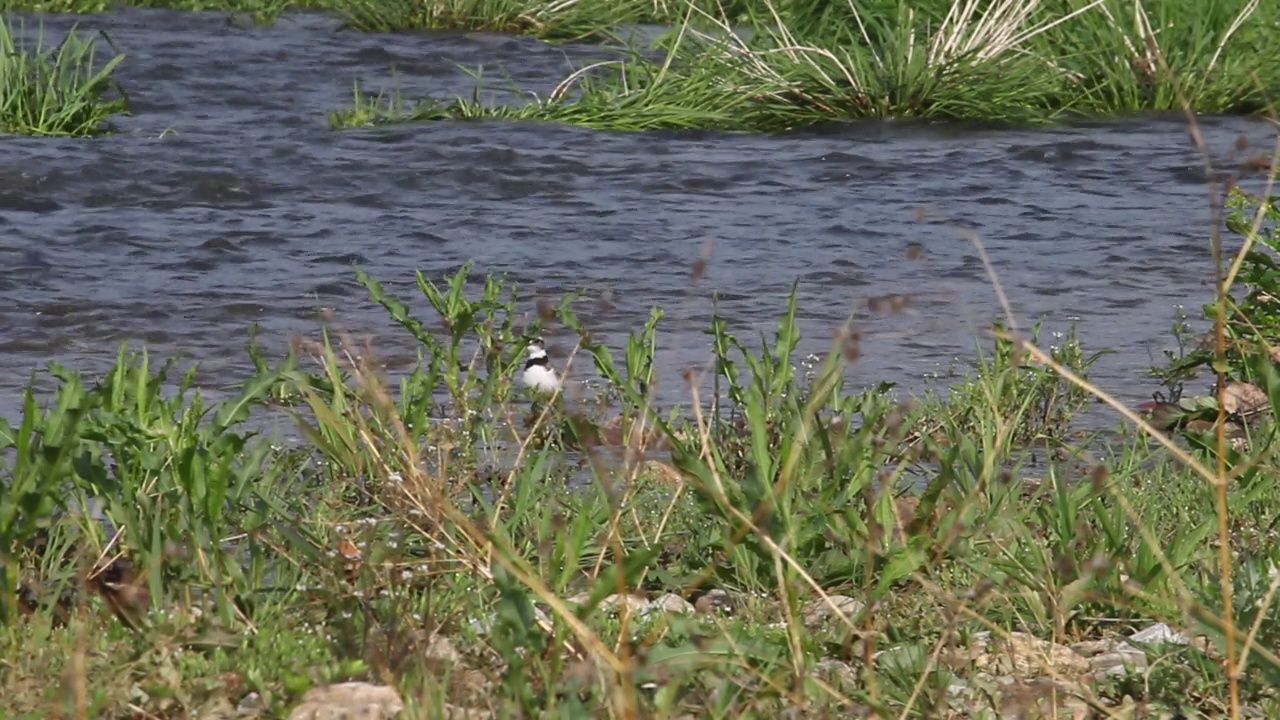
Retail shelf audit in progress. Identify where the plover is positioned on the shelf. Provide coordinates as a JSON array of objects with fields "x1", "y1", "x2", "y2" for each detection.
[{"x1": 520, "y1": 338, "x2": 562, "y2": 394}]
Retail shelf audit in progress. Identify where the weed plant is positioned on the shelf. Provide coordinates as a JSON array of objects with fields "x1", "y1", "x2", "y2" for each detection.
[{"x1": 0, "y1": 18, "x2": 127, "y2": 137}]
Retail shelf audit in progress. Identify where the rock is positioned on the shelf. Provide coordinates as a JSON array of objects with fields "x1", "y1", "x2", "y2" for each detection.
[
  {"x1": 1088, "y1": 642, "x2": 1147, "y2": 678},
  {"x1": 424, "y1": 635, "x2": 460, "y2": 664},
  {"x1": 1129, "y1": 622, "x2": 1191, "y2": 647},
  {"x1": 1067, "y1": 640, "x2": 1111, "y2": 658},
  {"x1": 959, "y1": 632, "x2": 1091, "y2": 679},
  {"x1": 641, "y1": 593, "x2": 694, "y2": 616},
  {"x1": 1223, "y1": 382, "x2": 1268, "y2": 416},
  {"x1": 1068, "y1": 637, "x2": 1151, "y2": 678},
  {"x1": 597, "y1": 593, "x2": 649, "y2": 615},
  {"x1": 811, "y1": 658, "x2": 858, "y2": 691},
  {"x1": 566, "y1": 592, "x2": 650, "y2": 615},
  {"x1": 452, "y1": 668, "x2": 494, "y2": 705},
  {"x1": 945, "y1": 674, "x2": 1093, "y2": 719},
  {"x1": 288, "y1": 682, "x2": 404, "y2": 720},
  {"x1": 945, "y1": 679, "x2": 971, "y2": 698},
  {"x1": 996, "y1": 678, "x2": 1094, "y2": 720},
  {"x1": 237, "y1": 692, "x2": 266, "y2": 717},
  {"x1": 802, "y1": 595, "x2": 864, "y2": 628},
  {"x1": 694, "y1": 589, "x2": 735, "y2": 615}
]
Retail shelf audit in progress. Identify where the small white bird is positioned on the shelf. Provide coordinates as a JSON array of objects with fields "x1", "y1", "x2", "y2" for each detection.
[{"x1": 520, "y1": 338, "x2": 562, "y2": 394}]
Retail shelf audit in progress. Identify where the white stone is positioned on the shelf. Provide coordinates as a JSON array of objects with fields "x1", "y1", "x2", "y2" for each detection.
[{"x1": 1129, "y1": 622, "x2": 1192, "y2": 646}]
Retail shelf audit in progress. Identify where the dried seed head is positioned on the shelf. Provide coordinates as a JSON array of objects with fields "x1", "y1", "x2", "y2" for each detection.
[
  {"x1": 682, "y1": 366, "x2": 698, "y2": 386},
  {"x1": 1090, "y1": 465, "x2": 1108, "y2": 493},
  {"x1": 536, "y1": 297, "x2": 556, "y2": 323},
  {"x1": 1083, "y1": 552, "x2": 1111, "y2": 575},
  {"x1": 840, "y1": 325, "x2": 863, "y2": 364},
  {"x1": 868, "y1": 294, "x2": 913, "y2": 314},
  {"x1": 1054, "y1": 553, "x2": 1078, "y2": 578},
  {"x1": 692, "y1": 238, "x2": 714, "y2": 283},
  {"x1": 973, "y1": 576, "x2": 995, "y2": 597},
  {"x1": 597, "y1": 288, "x2": 616, "y2": 312},
  {"x1": 692, "y1": 256, "x2": 707, "y2": 283},
  {"x1": 1243, "y1": 154, "x2": 1274, "y2": 173}
]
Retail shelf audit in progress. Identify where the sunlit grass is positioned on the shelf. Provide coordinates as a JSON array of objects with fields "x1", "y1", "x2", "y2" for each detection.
[
  {"x1": 328, "y1": 54, "x2": 781, "y2": 132},
  {"x1": 332, "y1": 0, "x2": 1280, "y2": 132},
  {"x1": 1034, "y1": 0, "x2": 1277, "y2": 114},
  {"x1": 330, "y1": 0, "x2": 651, "y2": 39}
]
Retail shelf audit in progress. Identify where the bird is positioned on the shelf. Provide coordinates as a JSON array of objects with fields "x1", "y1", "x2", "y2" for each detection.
[{"x1": 520, "y1": 338, "x2": 562, "y2": 394}]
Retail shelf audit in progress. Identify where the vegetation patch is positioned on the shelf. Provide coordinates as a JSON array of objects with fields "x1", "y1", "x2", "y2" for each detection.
[
  {"x1": 332, "y1": 0, "x2": 1280, "y2": 132},
  {"x1": 0, "y1": 18, "x2": 128, "y2": 137}
]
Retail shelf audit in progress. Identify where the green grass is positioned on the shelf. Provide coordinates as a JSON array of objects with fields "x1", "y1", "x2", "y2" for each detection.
[
  {"x1": 330, "y1": 0, "x2": 1280, "y2": 132},
  {"x1": 327, "y1": 52, "x2": 784, "y2": 133},
  {"x1": 0, "y1": 18, "x2": 128, "y2": 137},
  {"x1": 329, "y1": 0, "x2": 655, "y2": 39},
  {"x1": 10, "y1": 162, "x2": 1280, "y2": 718},
  {"x1": 0, "y1": 0, "x2": 309, "y2": 20}
]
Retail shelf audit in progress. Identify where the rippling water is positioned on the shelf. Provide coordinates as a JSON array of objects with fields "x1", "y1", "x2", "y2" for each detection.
[{"x1": 1, "y1": 9, "x2": 1275, "y2": 423}]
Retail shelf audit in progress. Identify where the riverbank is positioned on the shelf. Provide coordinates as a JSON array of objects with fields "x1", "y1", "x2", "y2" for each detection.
[
  {"x1": 6, "y1": 221, "x2": 1280, "y2": 717},
  {"x1": 331, "y1": 0, "x2": 1280, "y2": 132}
]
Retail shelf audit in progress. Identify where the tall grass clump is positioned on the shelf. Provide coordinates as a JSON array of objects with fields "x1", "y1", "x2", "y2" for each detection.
[
  {"x1": 328, "y1": 0, "x2": 768, "y2": 36},
  {"x1": 688, "y1": 0, "x2": 1089, "y2": 124},
  {"x1": 329, "y1": 49, "x2": 787, "y2": 132},
  {"x1": 1035, "y1": 0, "x2": 1280, "y2": 114},
  {"x1": 0, "y1": 19, "x2": 127, "y2": 137},
  {"x1": 335, "y1": 0, "x2": 1280, "y2": 132},
  {"x1": 330, "y1": 0, "x2": 645, "y2": 38}
]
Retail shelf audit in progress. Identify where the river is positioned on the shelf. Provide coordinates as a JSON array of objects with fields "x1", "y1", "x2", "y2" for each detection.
[{"x1": 1, "y1": 9, "x2": 1275, "y2": 425}]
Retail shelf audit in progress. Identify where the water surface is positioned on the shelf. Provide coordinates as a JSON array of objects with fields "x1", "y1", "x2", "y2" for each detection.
[{"x1": 1, "y1": 9, "x2": 1273, "y2": 424}]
